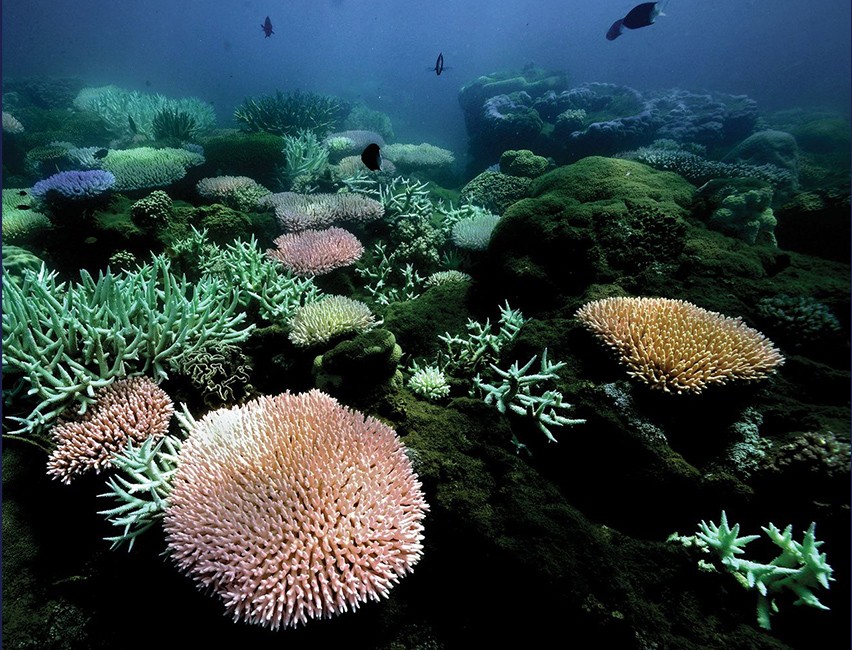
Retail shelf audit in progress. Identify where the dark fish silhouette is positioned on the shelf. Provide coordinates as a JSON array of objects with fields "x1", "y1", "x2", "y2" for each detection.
[
  {"x1": 606, "y1": 2, "x2": 662, "y2": 41},
  {"x1": 18, "y1": 190, "x2": 27, "y2": 196},
  {"x1": 128, "y1": 114, "x2": 138, "y2": 135},
  {"x1": 262, "y1": 16, "x2": 274, "y2": 38},
  {"x1": 361, "y1": 143, "x2": 382, "y2": 171},
  {"x1": 428, "y1": 52, "x2": 451, "y2": 75},
  {"x1": 94, "y1": 148, "x2": 109, "y2": 159},
  {"x1": 434, "y1": 53, "x2": 444, "y2": 75},
  {"x1": 16, "y1": 205, "x2": 31, "y2": 210}
]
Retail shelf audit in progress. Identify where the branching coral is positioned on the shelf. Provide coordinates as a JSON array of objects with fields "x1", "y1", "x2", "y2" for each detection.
[
  {"x1": 98, "y1": 433, "x2": 183, "y2": 550},
  {"x1": 234, "y1": 90, "x2": 342, "y2": 137},
  {"x1": 2, "y1": 256, "x2": 253, "y2": 436}
]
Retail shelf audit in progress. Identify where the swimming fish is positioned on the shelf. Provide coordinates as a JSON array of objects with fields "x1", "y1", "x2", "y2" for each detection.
[
  {"x1": 94, "y1": 148, "x2": 109, "y2": 159},
  {"x1": 434, "y1": 53, "x2": 445, "y2": 76},
  {"x1": 606, "y1": 2, "x2": 662, "y2": 41},
  {"x1": 18, "y1": 190, "x2": 27, "y2": 196},
  {"x1": 428, "y1": 52, "x2": 451, "y2": 75},
  {"x1": 360, "y1": 143, "x2": 382, "y2": 171},
  {"x1": 262, "y1": 16, "x2": 274, "y2": 38}
]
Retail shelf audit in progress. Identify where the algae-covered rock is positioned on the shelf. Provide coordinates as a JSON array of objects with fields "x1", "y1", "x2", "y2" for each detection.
[{"x1": 482, "y1": 156, "x2": 694, "y2": 310}]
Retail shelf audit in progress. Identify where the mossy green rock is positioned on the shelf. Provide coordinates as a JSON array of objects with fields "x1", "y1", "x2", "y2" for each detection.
[
  {"x1": 500, "y1": 149, "x2": 550, "y2": 178},
  {"x1": 312, "y1": 327, "x2": 403, "y2": 397},
  {"x1": 483, "y1": 156, "x2": 694, "y2": 311}
]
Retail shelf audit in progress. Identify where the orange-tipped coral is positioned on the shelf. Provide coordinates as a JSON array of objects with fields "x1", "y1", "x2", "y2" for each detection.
[{"x1": 575, "y1": 296, "x2": 784, "y2": 394}]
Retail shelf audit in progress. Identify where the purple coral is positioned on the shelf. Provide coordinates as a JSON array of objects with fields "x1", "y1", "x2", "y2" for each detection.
[{"x1": 31, "y1": 170, "x2": 116, "y2": 201}]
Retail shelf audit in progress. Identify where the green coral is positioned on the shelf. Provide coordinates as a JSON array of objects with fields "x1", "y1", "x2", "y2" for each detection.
[
  {"x1": 2, "y1": 189, "x2": 51, "y2": 244},
  {"x1": 98, "y1": 434, "x2": 182, "y2": 550},
  {"x1": 151, "y1": 108, "x2": 199, "y2": 142},
  {"x1": 471, "y1": 348, "x2": 586, "y2": 448},
  {"x1": 499, "y1": 149, "x2": 550, "y2": 178},
  {"x1": 130, "y1": 190, "x2": 173, "y2": 230},
  {"x1": 278, "y1": 129, "x2": 329, "y2": 190},
  {"x1": 233, "y1": 90, "x2": 343, "y2": 138},
  {"x1": 288, "y1": 295, "x2": 377, "y2": 347},
  {"x1": 174, "y1": 229, "x2": 322, "y2": 325},
  {"x1": 73, "y1": 85, "x2": 216, "y2": 140},
  {"x1": 1, "y1": 256, "x2": 253, "y2": 437},
  {"x1": 710, "y1": 187, "x2": 777, "y2": 246},
  {"x1": 101, "y1": 147, "x2": 205, "y2": 191},
  {"x1": 407, "y1": 361, "x2": 451, "y2": 401},
  {"x1": 672, "y1": 512, "x2": 834, "y2": 630}
]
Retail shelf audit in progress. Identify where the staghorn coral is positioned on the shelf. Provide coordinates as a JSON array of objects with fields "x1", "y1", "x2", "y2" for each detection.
[
  {"x1": 575, "y1": 297, "x2": 785, "y2": 394},
  {"x1": 46, "y1": 377, "x2": 174, "y2": 484},
  {"x1": 162, "y1": 389, "x2": 428, "y2": 630},
  {"x1": 288, "y1": 295, "x2": 377, "y2": 347},
  {"x1": 266, "y1": 227, "x2": 364, "y2": 276},
  {"x1": 2, "y1": 255, "x2": 253, "y2": 435}
]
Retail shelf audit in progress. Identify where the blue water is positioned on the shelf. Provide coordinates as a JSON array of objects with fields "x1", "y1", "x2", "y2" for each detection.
[{"x1": 3, "y1": 0, "x2": 850, "y2": 153}]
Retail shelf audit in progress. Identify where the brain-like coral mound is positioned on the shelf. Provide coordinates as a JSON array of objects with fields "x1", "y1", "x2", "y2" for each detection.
[
  {"x1": 499, "y1": 149, "x2": 550, "y2": 178},
  {"x1": 163, "y1": 389, "x2": 428, "y2": 630},
  {"x1": 46, "y1": 377, "x2": 174, "y2": 484},
  {"x1": 575, "y1": 296, "x2": 785, "y2": 394}
]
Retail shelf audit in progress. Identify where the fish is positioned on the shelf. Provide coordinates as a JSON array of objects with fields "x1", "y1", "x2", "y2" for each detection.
[
  {"x1": 434, "y1": 52, "x2": 444, "y2": 76},
  {"x1": 94, "y1": 148, "x2": 109, "y2": 159},
  {"x1": 16, "y1": 204, "x2": 31, "y2": 210},
  {"x1": 18, "y1": 190, "x2": 27, "y2": 196},
  {"x1": 261, "y1": 16, "x2": 274, "y2": 38},
  {"x1": 360, "y1": 143, "x2": 382, "y2": 171},
  {"x1": 606, "y1": 2, "x2": 663, "y2": 40},
  {"x1": 128, "y1": 114, "x2": 138, "y2": 135},
  {"x1": 428, "y1": 52, "x2": 451, "y2": 75}
]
